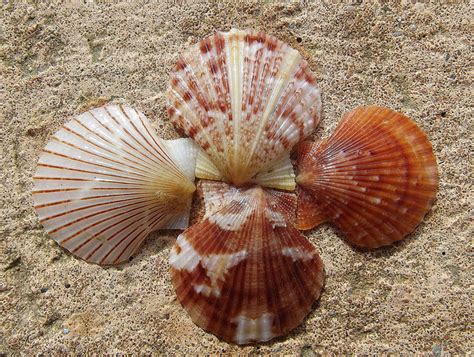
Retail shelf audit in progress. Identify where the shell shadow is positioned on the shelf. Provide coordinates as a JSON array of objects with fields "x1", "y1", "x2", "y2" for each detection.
[
  {"x1": 121, "y1": 229, "x2": 179, "y2": 267},
  {"x1": 52, "y1": 230, "x2": 179, "y2": 271},
  {"x1": 328, "y1": 217, "x2": 432, "y2": 259}
]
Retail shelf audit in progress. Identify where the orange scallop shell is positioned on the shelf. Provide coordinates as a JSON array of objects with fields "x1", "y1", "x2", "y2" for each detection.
[
  {"x1": 170, "y1": 181, "x2": 325, "y2": 344},
  {"x1": 296, "y1": 106, "x2": 439, "y2": 248}
]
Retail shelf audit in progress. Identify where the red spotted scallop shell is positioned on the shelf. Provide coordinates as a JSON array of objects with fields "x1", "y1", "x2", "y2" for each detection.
[{"x1": 167, "y1": 28, "x2": 321, "y2": 190}]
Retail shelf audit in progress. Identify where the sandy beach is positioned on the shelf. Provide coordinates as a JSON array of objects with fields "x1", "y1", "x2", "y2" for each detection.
[{"x1": 1, "y1": 1, "x2": 472, "y2": 354}]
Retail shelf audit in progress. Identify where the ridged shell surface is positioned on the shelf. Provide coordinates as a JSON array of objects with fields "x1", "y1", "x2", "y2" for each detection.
[
  {"x1": 167, "y1": 28, "x2": 321, "y2": 190},
  {"x1": 296, "y1": 106, "x2": 439, "y2": 248},
  {"x1": 32, "y1": 104, "x2": 197, "y2": 265},
  {"x1": 170, "y1": 181, "x2": 325, "y2": 344}
]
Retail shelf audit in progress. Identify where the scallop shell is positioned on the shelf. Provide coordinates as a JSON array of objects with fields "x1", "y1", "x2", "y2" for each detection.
[
  {"x1": 170, "y1": 181, "x2": 325, "y2": 344},
  {"x1": 32, "y1": 104, "x2": 197, "y2": 265},
  {"x1": 167, "y1": 28, "x2": 321, "y2": 190},
  {"x1": 296, "y1": 106, "x2": 439, "y2": 248}
]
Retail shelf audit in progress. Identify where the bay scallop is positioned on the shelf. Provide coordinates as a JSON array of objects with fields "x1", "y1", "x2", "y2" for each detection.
[
  {"x1": 167, "y1": 28, "x2": 321, "y2": 190},
  {"x1": 296, "y1": 106, "x2": 439, "y2": 248},
  {"x1": 32, "y1": 104, "x2": 197, "y2": 265},
  {"x1": 170, "y1": 181, "x2": 325, "y2": 344}
]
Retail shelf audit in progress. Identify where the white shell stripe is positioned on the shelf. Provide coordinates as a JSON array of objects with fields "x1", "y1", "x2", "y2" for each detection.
[{"x1": 233, "y1": 313, "x2": 275, "y2": 344}]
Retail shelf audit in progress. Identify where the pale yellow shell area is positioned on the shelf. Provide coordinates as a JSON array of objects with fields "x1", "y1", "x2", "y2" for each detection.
[{"x1": 167, "y1": 28, "x2": 322, "y2": 190}]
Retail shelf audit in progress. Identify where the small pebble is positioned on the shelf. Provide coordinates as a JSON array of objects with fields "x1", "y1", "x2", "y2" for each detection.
[
  {"x1": 301, "y1": 345, "x2": 319, "y2": 357},
  {"x1": 63, "y1": 328, "x2": 70, "y2": 335},
  {"x1": 40, "y1": 287, "x2": 48, "y2": 293},
  {"x1": 432, "y1": 344, "x2": 443, "y2": 357},
  {"x1": 64, "y1": 283, "x2": 70, "y2": 288}
]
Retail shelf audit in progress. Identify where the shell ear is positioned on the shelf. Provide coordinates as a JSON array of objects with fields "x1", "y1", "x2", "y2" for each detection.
[
  {"x1": 32, "y1": 104, "x2": 197, "y2": 265},
  {"x1": 195, "y1": 148, "x2": 223, "y2": 182},
  {"x1": 162, "y1": 138, "x2": 198, "y2": 182},
  {"x1": 296, "y1": 187, "x2": 328, "y2": 230},
  {"x1": 167, "y1": 28, "x2": 321, "y2": 189},
  {"x1": 199, "y1": 180, "x2": 239, "y2": 217},
  {"x1": 296, "y1": 106, "x2": 439, "y2": 249},
  {"x1": 196, "y1": 150, "x2": 296, "y2": 191},
  {"x1": 250, "y1": 154, "x2": 296, "y2": 190},
  {"x1": 170, "y1": 184, "x2": 325, "y2": 344}
]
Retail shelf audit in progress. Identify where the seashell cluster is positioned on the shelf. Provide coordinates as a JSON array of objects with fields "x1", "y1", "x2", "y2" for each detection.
[
  {"x1": 32, "y1": 29, "x2": 438, "y2": 344},
  {"x1": 165, "y1": 29, "x2": 324, "y2": 343}
]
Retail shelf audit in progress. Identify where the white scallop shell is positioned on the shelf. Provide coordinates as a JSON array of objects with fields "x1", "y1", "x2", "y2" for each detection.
[
  {"x1": 167, "y1": 28, "x2": 321, "y2": 190},
  {"x1": 32, "y1": 104, "x2": 197, "y2": 265}
]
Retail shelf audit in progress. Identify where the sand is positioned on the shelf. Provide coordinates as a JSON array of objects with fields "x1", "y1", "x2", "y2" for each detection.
[{"x1": 1, "y1": 1, "x2": 472, "y2": 354}]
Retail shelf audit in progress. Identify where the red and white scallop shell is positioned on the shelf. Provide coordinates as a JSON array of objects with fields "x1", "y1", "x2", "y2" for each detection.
[
  {"x1": 296, "y1": 106, "x2": 439, "y2": 248},
  {"x1": 32, "y1": 104, "x2": 197, "y2": 265},
  {"x1": 167, "y1": 28, "x2": 321, "y2": 190},
  {"x1": 170, "y1": 181, "x2": 325, "y2": 344}
]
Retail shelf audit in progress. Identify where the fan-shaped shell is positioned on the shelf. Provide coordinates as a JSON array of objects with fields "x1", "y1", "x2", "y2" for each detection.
[
  {"x1": 167, "y1": 28, "x2": 321, "y2": 190},
  {"x1": 32, "y1": 104, "x2": 197, "y2": 265},
  {"x1": 296, "y1": 106, "x2": 439, "y2": 248},
  {"x1": 170, "y1": 181, "x2": 325, "y2": 344}
]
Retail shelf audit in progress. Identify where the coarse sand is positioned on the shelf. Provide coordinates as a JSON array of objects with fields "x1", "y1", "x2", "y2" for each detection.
[{"x1": 0, "y1": 1, "x2": 472, "y2": 354}]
